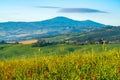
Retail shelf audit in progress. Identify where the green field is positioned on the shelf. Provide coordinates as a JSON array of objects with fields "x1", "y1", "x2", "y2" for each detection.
[{"x1": 0, "y1": 44, "x2": 120, "y2": 79}]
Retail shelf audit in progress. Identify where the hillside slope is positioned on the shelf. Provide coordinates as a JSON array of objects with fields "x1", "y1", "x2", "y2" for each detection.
[{"x1": 43, "y1": 26, "x2": 120, "y2": 42}]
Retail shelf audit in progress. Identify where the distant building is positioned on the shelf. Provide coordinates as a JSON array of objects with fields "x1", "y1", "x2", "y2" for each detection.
[
  {"x1": 95, "y1": 41, "x2": 99, "y2": 44},
  {"x1": 109, "y1": 40, "x2": 120, "y2": 44},
  {"x1": 95, "y1": 39, "x2": 106, "y2": 44}
]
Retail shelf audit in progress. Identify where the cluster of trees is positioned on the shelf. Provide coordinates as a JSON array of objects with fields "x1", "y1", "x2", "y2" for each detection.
[
  {"x1": 32, "y1": 38, "x2": 108, "y2": 47},
  {"x1": 32, "y1": 39, "x2": 71, "y2": 47},
  {"x1": 32, "y1": 39, "x2": 53, "y2": 47},
  {"x1": 0, "y1": 40, "x2": 6, "y2": 44}
]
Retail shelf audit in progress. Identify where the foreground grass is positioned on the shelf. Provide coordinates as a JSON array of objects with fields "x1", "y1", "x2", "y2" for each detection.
[
  {"x1": 0, "y1": 44, "x2": 120, "y2": 60},
  {"x1": 0, "y1": 47, "x2": 120, "y2": 80}
]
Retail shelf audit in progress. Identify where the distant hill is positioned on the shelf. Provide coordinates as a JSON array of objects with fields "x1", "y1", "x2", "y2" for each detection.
[
  {"x1": 71, "y1": 26, "x2": 120, "y2": 41},
  {"x1": 0, "y1": 16, "x2": 105, "y2": 41},
  {"x1": 43, "y1": 26, "x2": 120, "y2": 42}
]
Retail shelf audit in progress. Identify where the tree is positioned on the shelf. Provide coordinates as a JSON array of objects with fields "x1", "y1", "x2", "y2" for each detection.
[{"x1": 32, "y1": 39, "x2": 47, "y2": 47}]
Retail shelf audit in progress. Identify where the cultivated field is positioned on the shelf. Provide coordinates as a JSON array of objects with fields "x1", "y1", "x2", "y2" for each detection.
[{"x1": 19, "y1": 40, "x2": 38, "y2": 44}]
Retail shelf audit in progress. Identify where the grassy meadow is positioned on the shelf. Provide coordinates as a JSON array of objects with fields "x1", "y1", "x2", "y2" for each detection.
[{"x1": 0, "y1": 44, "x2": 120, "y2": 79}]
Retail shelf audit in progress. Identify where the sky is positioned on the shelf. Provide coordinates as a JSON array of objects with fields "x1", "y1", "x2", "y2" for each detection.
[{"x1": 0, "y1": 0, "x2": 120, "y2": 26}]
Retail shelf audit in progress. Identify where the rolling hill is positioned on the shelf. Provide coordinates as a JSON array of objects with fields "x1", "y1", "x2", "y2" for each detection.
[
  {"x1": 69, "y1": 26, "x2": 120, "y2": 42},
  {"x1": 43, "y1": 26, "x2": 120, "y2": 42}
]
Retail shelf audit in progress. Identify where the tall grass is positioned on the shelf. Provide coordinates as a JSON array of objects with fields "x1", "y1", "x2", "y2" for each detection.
[{"x1": 0, "y1": 44, "x2": 120, "y2": 79}]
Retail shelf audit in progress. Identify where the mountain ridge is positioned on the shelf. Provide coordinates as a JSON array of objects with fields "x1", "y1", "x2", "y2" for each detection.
[
  {"x1": 0, "y1": 16, "x2": 105, "y2": 27},
  {"x1": 0, "y1": 16, "x2": 106, "y2": 41}
]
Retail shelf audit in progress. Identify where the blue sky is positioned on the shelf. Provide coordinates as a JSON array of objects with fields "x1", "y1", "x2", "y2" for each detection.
[{"x1": 0, "y1": 0, "x2": 120, "y2": 26}]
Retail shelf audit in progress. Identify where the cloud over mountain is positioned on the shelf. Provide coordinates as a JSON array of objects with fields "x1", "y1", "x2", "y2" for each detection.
[
  {"x1": 59, "y1": 8, "x2": 107, "y2": 13},
  {"x1": 35, "y1": 6, "x2": 107, "y2": 13}
]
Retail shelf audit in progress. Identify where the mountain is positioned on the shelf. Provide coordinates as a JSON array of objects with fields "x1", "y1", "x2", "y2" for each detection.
[
  {"x1": 0, "y1": 16, "x2": 105, "y2": 41},
  {"x1": 32, "y1": 17, "x2": 104, "y2": 28}
]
